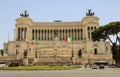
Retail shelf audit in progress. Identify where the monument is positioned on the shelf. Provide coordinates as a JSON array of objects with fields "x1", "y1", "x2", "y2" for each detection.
[{"x1": 3, "y1": 10, "x2": 112, "y2": 65}]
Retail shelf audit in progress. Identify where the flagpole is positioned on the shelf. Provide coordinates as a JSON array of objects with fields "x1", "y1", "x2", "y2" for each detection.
[
  {"x1": 35, "y1": 38, "x2": 37, "y2": 58},
  {"x1": 35, "y1": 42, "x2": 37, "y2": 58},
  {"x1": 72, "y1": 39, "x2": 73, "y2": 57},
  {"x1": 71, "y1": 36, "x2": 74, "y2": 65}
]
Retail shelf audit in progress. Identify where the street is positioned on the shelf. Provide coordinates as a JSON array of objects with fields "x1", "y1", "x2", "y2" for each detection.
[{"x1": 0, "y1": 68, "x2": 120, "y2": 77}]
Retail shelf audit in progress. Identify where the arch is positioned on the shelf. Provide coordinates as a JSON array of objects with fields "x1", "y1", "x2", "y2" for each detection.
[
  {"x1": 78, "y1": 49, "x2": 82, "y2": 58},
  {"x1": 94, "y1": 48, "x2": 97, "y2": 55},
  {"x1": 87, "y1": 27, "x2": 90, "y2": 31},
  {"x1": 91, "y1": 27, "x2": 93, "y2": 30},
  {"x1": 94, "y1": 27, "x2": 96, "y2": 30}
]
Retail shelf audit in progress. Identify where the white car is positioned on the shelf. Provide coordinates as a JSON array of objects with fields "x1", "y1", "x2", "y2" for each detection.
[
  {"x1": 0, "y1": 61, "x2": 6, "y2": 68},
  {"x1": 92, "y1": 65, "x2": 98, "y2": 69}
]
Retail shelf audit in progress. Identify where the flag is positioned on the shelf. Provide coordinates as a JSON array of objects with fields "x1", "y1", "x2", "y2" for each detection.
[
  {"x1": 32, "y1": 38, "x2": 37, "y2": 44},
  {"x1": 66, "y1": 36, "x2": 72, "y2": 43}
]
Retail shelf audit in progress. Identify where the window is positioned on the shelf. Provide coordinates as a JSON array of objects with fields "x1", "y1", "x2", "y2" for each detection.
[
  {"x1": 94, "y1": 48, "x2": 97, "y2": 55},
  {"x1": 87, "y1": 27, "x2": 90, "y2": 31},
  {"x1": 16, "y1": 45, "x2": 20, "y2": 47},
  {"x1": 78, "y1": 49, "x2": 82, "y2": 58},
  {"x1": 16, "y1": 49, "x2": 19, "y2": 55}
]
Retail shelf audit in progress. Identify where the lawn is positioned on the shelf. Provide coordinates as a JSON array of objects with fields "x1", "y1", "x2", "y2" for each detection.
[{"x1": 0, "y1": 65, "x2": 78, "y2": 70}]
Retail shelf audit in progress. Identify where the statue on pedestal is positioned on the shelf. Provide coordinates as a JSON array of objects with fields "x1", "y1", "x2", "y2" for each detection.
[
  {"x1": 23, "y1": 49, "x2": 28, "y2": 65},
  {"x1": 20, "y1": 10, "x2": 29, "y2": 17},
  {"x1": 86, "y1": 9, "x2": 94, "y2": 16},
  {"x1": 54, "y1": 28, "x2": 58, "y2": 38}
]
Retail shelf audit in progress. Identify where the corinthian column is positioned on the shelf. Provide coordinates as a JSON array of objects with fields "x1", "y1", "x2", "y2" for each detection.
[
  {"x1": 40, "y1": 30, "x2": 42, "y2": 40},
  {"x1": 20, "y1": 28, "x2": 22, "y2": 40},
  {"x1": 46, "y1": 30, "x2": 48, "y2": 40},
  {"x1": 72, "y1": 29, "x2": 74, "y2": 40},
  {"x1": 61, "y1": 30, "x2": 63, "y2": 40},
  {"x1": 52, "y1": 30, "x2": 54, "y2": 40},
  {"x1": 17, "y1": 28, "x2": 20, "y2": 40},
  {"x1": 43, "y1": 30, "x2": 45, "y2": 40}
]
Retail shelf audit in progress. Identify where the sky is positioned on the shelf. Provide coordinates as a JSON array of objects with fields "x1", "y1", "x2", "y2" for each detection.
[{"x1": 0, "y1": 0, "x2": 120, "y2": 49}]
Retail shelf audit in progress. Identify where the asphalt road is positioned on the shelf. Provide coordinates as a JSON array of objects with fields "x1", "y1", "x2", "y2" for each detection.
[{"x1": 0, "y1": 68, "x2": 120, "y2": 77}]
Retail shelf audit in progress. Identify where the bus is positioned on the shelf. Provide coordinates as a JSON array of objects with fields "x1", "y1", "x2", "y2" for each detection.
[{"x1": 0, "y1": 61, "x2": 6, "y2": 68}]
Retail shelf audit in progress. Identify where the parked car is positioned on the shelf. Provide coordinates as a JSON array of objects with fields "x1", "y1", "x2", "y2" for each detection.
[
  {"x1": 9, "y1": 63, "x2": 19, "y2": 67},
  {"x1": 92, "y1": 65, "x2": 98, "y2": 69},
  {"x1": 0, "y1": 61, "x2": 6, "y2": 68},
  {"x1": 99, "y1": 65, "x2": 104, "y2": 69}
]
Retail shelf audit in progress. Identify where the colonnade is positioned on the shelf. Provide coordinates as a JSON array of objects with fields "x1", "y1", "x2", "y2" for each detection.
[
  {"x1": 32, "y1": 29, "x2": 83, "y2": 41},
  {"x1": 87, "y1": 26, "x2": 96, "y2": 40},
  {"x1": 17, "y1": 27, "x2": 27, "y2": 40},
  {"x1": 16, "y1": 26, "x2": 96, "y2": 41}
]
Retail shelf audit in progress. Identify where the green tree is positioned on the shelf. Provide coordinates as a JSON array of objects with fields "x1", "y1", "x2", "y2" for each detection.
[
  {"x1": 92, "y1": 22, "x2": 120, "y2": 65},
  {"x1": 0, "y1": 49, "x2": 4, "y2": 56}
]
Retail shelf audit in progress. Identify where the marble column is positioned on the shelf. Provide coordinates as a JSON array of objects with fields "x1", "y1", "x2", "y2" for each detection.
[
  {"x1": 43, "y1": 30, "x2": 45, "y2": 40},
  {"x1": 18, "y1": 28, "x2": 19, "y2": 40},
  {"x1": 64, "y1": 29, "x2": 66, "y2": 40},
  {"x1": 46, "y1": 30, "x2": 49, "y2": 40},
  {"x1": 61, "y1": 30, "x2": 63, "y2": 40},
  {"x1": 40, "y1": 30, "x2": 42, "y2": 40},
  {"x1": 20, "y1": 28, "x2": 22, "y2": 40},
  {"x1": 73, "y1": 29, "x2": 75, "y2": 40},
  {"x1": 52, "y1": 30, "x2": 54, "y2": 40},
  {"x1": 76, "y1": 29, "x2": 78, "y2": 40},
  {"x1": 24, "y1": 28, "x2": 26, "y2": 40},
  {"x1": 58, "y1": 30, "x2": 60, "y2": 39}
]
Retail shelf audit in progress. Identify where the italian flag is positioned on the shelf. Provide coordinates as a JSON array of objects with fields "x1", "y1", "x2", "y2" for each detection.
[
  {"x1": 66, "y1": 36, "x2": 72, "y2": 43},
  {"x1": 32, "y1": 38, "x2": 37, "y2": 44}
]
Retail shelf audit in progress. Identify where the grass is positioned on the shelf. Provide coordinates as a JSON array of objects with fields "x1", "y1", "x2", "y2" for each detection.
[{"x1": 0, "y1": 65, "x2": 78, "y2": 70}]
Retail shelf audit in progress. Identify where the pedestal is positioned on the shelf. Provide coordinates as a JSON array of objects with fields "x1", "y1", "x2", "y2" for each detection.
[{"x1": 23, "y1": 58, "x2": 28, "y2": 66}]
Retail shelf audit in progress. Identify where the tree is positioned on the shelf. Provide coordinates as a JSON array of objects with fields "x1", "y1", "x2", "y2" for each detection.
[
  {"x1": 0, "y1": 49, "x2": 4, "y2": 56},
  {"x1": 92, "y1": 21, "x2": 120, "y2": 65}
]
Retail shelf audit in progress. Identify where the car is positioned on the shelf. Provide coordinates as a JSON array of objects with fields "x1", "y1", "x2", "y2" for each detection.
[
  {"x1": 92, "y1": 65, "x2": 98, "y2": 69},
  {"x1": 99, "y1": 65, "x2": 104, "y2": 69},
  {"x1": 0, "y1": 61, "x2": 6, "y2": 68}
]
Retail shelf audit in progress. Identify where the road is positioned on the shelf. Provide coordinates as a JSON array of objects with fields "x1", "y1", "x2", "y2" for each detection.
[{"x1": 0, "y1": 68, "x2": 120, "y2": 77}]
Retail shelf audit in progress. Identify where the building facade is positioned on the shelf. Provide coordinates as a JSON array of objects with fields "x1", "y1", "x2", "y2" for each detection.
[{"x1": 3, "y1": 10, "x2": 112, "y2": 65}]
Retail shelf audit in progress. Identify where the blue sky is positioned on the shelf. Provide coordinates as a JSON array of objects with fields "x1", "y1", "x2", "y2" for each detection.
[{"x1": 0, "y1": 0, "x2": 120, "y2": 49}]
